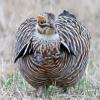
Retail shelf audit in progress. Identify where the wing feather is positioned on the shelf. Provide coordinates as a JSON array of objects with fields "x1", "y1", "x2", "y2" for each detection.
[
  {"x1": 56, "y1": 10, "x2": 90, "y2": 56},
  {"x1": 14, "y1": 17, "x2": 37, "y2": 62}
]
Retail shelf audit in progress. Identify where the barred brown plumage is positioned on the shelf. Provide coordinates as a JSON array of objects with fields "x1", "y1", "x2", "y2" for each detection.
[{"x1": 14, "y1": 10, "x2": 90, "y2": 96}]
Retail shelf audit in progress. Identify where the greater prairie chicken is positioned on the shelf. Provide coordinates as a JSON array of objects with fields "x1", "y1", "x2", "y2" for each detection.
[{"x1": 14, "y1": 10, "x2": 90, "y2": 96}]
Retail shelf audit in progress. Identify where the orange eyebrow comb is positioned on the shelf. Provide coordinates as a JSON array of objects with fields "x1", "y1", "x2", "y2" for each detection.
[{"x1": 37, "y1": 15, "x2": 46, "y2": 22}]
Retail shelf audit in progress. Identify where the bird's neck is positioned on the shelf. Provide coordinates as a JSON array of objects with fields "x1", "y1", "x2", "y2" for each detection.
[{"x1": 34, "y1": 25, "x2": 59, "y2": 42}]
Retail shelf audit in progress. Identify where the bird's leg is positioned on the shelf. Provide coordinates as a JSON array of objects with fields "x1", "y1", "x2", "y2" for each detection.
[
  {"x1": 62, "y1": 87, "x2": 70, "y2": 93},
  {"x1": 35, "y1": 86, "x2": 44, "y2": 97}
]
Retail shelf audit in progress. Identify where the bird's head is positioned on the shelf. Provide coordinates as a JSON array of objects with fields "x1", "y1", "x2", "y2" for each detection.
[{"x1": 36, "y1": 12, "x2": 55, "y2": 35}]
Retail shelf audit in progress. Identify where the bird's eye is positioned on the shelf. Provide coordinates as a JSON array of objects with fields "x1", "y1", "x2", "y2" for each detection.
[
  {"x1": 40, "y1": 21, "x2": 43, "y2": 24},
  {"x1": 39, "y1": 20, "x2": 46, "y2": 25}
]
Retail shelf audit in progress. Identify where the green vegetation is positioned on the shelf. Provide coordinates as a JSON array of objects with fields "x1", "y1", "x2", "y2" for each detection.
[{"x1": 0, "y1": 67, "x2": 99, "y2": 100}]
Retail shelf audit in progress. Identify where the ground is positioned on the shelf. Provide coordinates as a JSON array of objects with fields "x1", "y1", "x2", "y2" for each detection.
[{"x1": 0, "y1": 0, "x2": 100, "y2": 100}]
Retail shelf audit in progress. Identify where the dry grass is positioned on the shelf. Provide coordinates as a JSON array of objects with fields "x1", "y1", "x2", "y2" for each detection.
[{"x1": 0, "y1": 0, "x2": 100, "y2": 99}]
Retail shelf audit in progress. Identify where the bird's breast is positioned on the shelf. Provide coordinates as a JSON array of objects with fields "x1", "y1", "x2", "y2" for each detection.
[{"x1": 33, "y1": 43, "x2": 61, "y2": 66}]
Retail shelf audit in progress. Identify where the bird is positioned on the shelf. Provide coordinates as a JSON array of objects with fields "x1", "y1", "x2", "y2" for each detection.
[{"x1": 14, "y1": 10, "x2": 90, "y2": 96}]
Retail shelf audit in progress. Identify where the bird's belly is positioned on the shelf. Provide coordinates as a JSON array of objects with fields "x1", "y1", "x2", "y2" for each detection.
[
  {"x1": 32, "y1": 51, "x2": 62, "y2": 78},
  {"x1": 34, "y1": 55, "x2": 61, "y2": 70},
  {"x1": 20, "y1": 51, "x2": 86, "y2": 88}
]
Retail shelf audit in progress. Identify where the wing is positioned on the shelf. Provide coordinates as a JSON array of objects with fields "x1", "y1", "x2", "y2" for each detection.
[
  {"x1": 56, "y1": 10, "x2": 90, "y2": 56},
  {"x1": 14, "y1": 17, "x2": 37, "y2": 63}
]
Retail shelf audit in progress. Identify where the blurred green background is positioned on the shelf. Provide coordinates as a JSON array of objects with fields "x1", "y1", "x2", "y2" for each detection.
[{"x1": 0, "y1": 0, "x2": 100, "y2": 99}]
